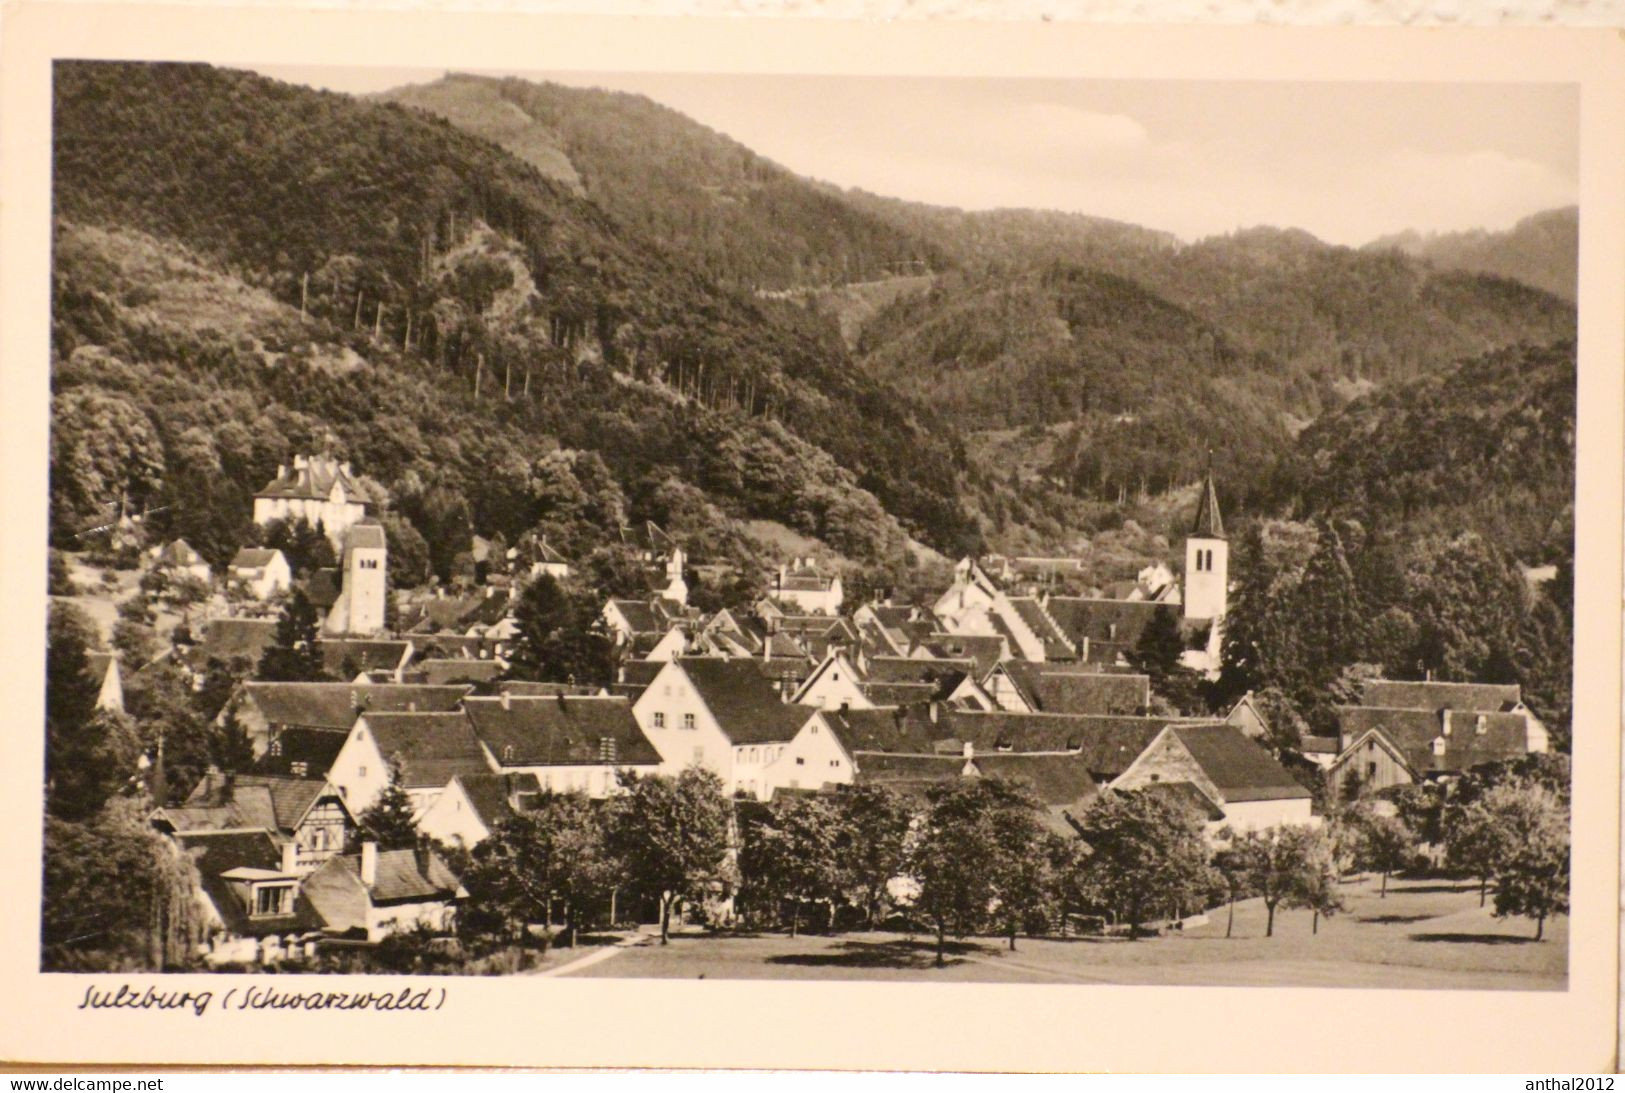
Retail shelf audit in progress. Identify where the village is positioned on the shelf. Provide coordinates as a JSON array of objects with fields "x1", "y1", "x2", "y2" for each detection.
[{"x1": 42, "y1": 451, "x2": 1568, "y2": 986}]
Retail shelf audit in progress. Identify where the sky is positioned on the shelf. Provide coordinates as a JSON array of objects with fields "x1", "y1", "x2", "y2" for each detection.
[{"x1": 254, "y1": 64, "x2": 1578, "y2": 246}]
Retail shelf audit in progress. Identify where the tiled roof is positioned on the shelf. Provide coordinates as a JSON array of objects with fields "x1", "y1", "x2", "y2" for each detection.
[
  {"x1": 452, "y1": 772, "x2": 541, "y2": 828},
  {"x1": 463, "y1": 696, "x2": 661, "y2": 767},
  {"x1": 1171, "y1": 724, "x2": 1312, "y2": 802},
  {"x1": 178, "y1": 772, "x2": 335, "y2": 832},
  {"x1": 943, "y1": 711, "x2": 1171, "y2": 780},
  {"x1": 255, "y1": 457, "x2": 372, "y2": 504},
  {"x1": 323, "y1": 847, "x2": 460, "y2": 904},
  {"x1": 407, "y1": 658, "x2": 504, "y2": 686},
  {"x1": 321, "y1": 640, "x2": 412, "y2": 675},
  {"x1": 240, "y1": 682, "x2": 470, "y2": 730},
  {"x1": 859, "y1": 681, "x2": 942, "y2": 707},
  {"x1": 993, "y1": 662, "x2": 1150, "y2": 715},
  {"x1": 678, "y1": 658, "x2": 814, "y2": 745},
  {"x1": 409, "y1": 633, "x2": 498, "y2": 659},
  {"x1": 356, "y1": 711, "x2": 492, "y2": 788},
  {"x1": 1359, "y1": 679, "x2": 1523, "y2": 713},
  {"x1": 157, "y1": 539, "x2": 206, "y2": 567},
  {"x1": 230, "y1": 548, "x2": 282, "y2": 570},
  {"x1": 1008, "y1": 597, "x2": 1075, "y2": 658},
  {"x1": 175, "y1": 829, "x2": 314, "y2": 937},
  {"x1": 917, "y1": 633, "x2": 1007, "y2": 675},
  {"x1": 970, "y1": 752, "x2": 1099, "y2": 809},
  {"x1": 864, "y1": 655, "x2": 976, "y2": 683},
  {"x1": 254, "y1": 727, "x2": 349, "y2": 778},
  {"x1": 342, "y1": 523, "x2": 386, "y2": 552},
  {"x1": 1042, "y1": 597, "x2": 1173, "y2": 650},
  {"x1": 1334, "y1": 706, "x2": 1529, "y2": 774},
  {"x1": 610, "y1": 599, "x2": 663, "y2": 634},
  {"x1": 822, "y1": 708, "x2": 945, "y2": 755}
]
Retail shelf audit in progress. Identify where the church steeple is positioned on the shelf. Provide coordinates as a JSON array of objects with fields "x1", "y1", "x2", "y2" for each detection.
[
  {"x1": 1191, "y1": 470, "x2": 1226, "y2": 540},
  {"x1": 1184, "y1": 459, "x2": 1229, "y2": 621}
]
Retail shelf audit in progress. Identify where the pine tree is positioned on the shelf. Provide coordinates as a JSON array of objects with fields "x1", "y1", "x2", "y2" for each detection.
[
  {"x1": 256, "y1": 590, "x2": 328, "y2": 682},
  {"x1": 356, "y1": 758, "x2": 420, "y2": 850},
  {"x1": 1293, "y1": 521, "x2": 1368, "y2": 690},
  {"x1": 1218, "y1": 523, "x2": 1277, "y2": 702}
]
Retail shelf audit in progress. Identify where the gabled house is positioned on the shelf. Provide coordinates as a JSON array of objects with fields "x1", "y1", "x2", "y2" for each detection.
[
  {"x1": 416, "y1": 772, "x2": 541, "y2": 848},
  {"x1": 253, "y1": 454, "x2": 373, "y2": 548},
  {"x1": 1110, "y1": 723, "x2": 1314, "y2": 834},
  {"x1": 1330, "y1": 705, "x2": 1536, "y2": 793},
  {"x1": 462, "y1": 693, "x2": 662, "y2": 798},
  {"x1": 301, "y1": 841, "x2": 464, "y2": 942},
  {"x1": 630, "y1": 658, "x2": 853, "y2": 799},
  {"x1": 220, "y1": 681, "x2": 473, "y2": 759},
  {"x1": 849, "y1": 743, "x2": 1098, "y2": 835},
  {"x1": 1357, "y1": 678, "x2": 1549, "y2": 754},
  {"x1": 154, "y1": 771, "x2": 353, "y2": 872},
  {"x1": 790, "y1": 650, "x2": 872, "y2": 711},
  {"x1": 174, "y1": 829, "x2": 317, "y2": 965},
  {"x1": 326, "y1": 711, "x2": 493, "y2": 814},
  {"x1": 228, "y1": 548, "x2": 292, "y2": 600},
  {"x1": 154, "y1": 539, "x2": 212, "y2": 584},
  {"x1": 768, "y1": 558, "x2": 844, "y2": 616}
]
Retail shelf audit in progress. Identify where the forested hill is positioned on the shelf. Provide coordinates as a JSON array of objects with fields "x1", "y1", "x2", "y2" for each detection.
[
  {"x1": 1366, "y1": 207, "x2": 1579, "y2": 303},
  {"x1": 378, "y1": 75, "x2": 942, "y2": 292},
  {"x1": 50, "y1": 61, "x2": 980, "y2": 569},
  {"x1": 1283, "y1": 340, "x2": 1576, "y2": 566}
]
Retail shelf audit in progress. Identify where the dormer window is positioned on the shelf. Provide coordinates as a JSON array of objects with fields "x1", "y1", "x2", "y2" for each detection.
[
  {"x1": 1476, "y1": 715, "x2": 1488, "y2": 735},
  {"x1": 252, "y1": 883, "x2": 294, "y2": 918},
  {"x1": 502, "y1": 745, "x2": 515, "y2": 762},
  {"x1": 1431, "y1": 736, "x2": 1447, "y2": 757}
]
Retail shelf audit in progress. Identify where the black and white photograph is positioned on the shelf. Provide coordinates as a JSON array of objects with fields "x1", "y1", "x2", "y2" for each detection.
[{"x1": 4, "y1": 5, "x2": 1623, "y2": 1073}]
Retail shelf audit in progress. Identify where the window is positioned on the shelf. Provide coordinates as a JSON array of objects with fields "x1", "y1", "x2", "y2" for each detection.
[
  {"x1": 358, "y1": 765, "x2": 367, "y2": 778},
  {"x1": 1432, "y1": 736, "x2": 1447, "y2": 757},
  {"x1": 253, "y1": 884, "x2": 292, "y2": 917},
  {"x1": 290, "y1": 761, "x2": 308, "y2": 778},
  {"x1": 795, "y1": 757, "x2": 805, "y2": 766},
  {"x1": 810, "y1": 724, "x2": 818, "y2": 734},
  {"x1": 269, "y1": 738, "x2": 282, "y2": 757},
  {"x1": 1476, "y1": 715, "x2": 1488, "y2": 735},
  {"x1": 682, "y1": 713, "x2": 696, "y2": 731},
  {"x1": 502, "y1": 745, "x2": 515, "y2": 762},
  {"x1": 1366, "y1": 761, "x2": 1377, "y2": 779},
  {"x1": 829, "y1": 759, "x2": 839, "y2": 768},
  {"x1": 653, "y1": 712, "x2": 666, "y2": 729}
]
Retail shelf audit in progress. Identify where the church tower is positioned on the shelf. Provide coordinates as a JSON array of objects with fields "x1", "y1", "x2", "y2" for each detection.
[
  {"x1": 1184, "y1": 469, "x2": 1228, "y2": 621},
  {"x1": 327, "y1": 522, "x2": 388, "y2": 636}
]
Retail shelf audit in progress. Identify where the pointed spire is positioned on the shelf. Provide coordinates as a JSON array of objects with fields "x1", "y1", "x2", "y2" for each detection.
[{"x1": 1192, "y1": 454, "x2": 1225, "y2": 540}]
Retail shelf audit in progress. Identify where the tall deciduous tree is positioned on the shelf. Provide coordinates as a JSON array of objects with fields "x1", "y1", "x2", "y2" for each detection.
[
  {"x1": 1352, "y1": 811, "x2": 1414, "y2": 899},
  {"x1": 462, "y1": 792, "x2": 615, "y2": 948},
  {"x1": 833, "y1": 784, "x2": 916, "y2": 928},
  {"x1": 1224, "y1": 824, "x2": 1317, "y2": 938},
  {"x1": 739, "y1": 794, "x2": 844, "y2": 936},
  {"x1": 609, "y1": 769, "x2": 731, "y2": 944},
  {"x1": 1482, "y1": 780, "x2": 1570, "y2": 940},
  {"x1": 1071, "y1": 789, "x2": 1213, "y2": 939}
]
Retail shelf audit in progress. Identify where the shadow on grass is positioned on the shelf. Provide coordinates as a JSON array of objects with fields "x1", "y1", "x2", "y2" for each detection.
[
  {"x1": 1358, "y1": 913, "x2": 1435, "y2": 925},
  {"x1": 767, "y1": 938, "x2": 990, "y2": 970},
  {"x1": 1410, "y1": 932, "x2": 1538, "y2": 946},
  {"x1": 1391, "y1": 883, "x2": 1478, "y2": 895}
]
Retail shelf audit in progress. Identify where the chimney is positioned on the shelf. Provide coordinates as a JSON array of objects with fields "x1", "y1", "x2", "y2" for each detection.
[
  {"x1": 1441, "y1": 709, "x2": 1453, "y2": 737},
  {"x1": 500, "y1": 691, "x2": 511, "y2": 711},
  {"x1": 277, "y1": 463, "x2": 286, "y2": 480},
  {"x1": 1081, "y1": 636, "x2": 1090, "y2": 662},
  {"x1": 281, "y1": 839, "x2": 300, "y2": 875},
  {"x1": 962, "y1": 740, "x2": 974, "y2": 759},
  {"x1": 360, "y1": 840, "x2": 378, "y2": 888},
  {"x1": 929, "y1": 701, "x2": 940, "y2": 725}
]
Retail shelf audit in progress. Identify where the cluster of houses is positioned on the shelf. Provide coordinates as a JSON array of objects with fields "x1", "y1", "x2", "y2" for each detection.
[{"x1": 120, "y1": 457, "x2": 1548, "y2": 965}]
